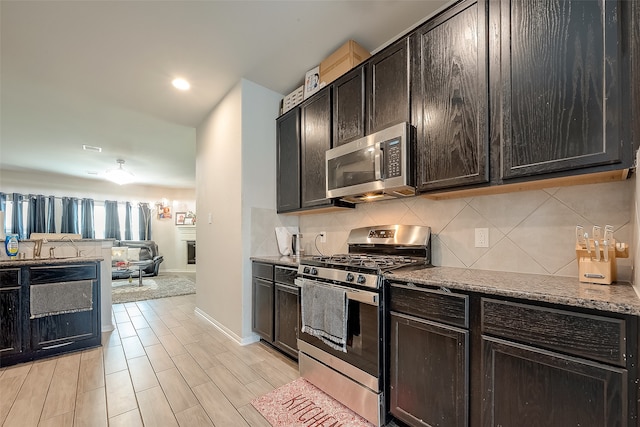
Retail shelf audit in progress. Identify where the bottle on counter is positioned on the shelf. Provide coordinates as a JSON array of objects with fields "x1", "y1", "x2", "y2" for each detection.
[{"x1": 5, "y1": 234, "x2": 19, "y2": 258}]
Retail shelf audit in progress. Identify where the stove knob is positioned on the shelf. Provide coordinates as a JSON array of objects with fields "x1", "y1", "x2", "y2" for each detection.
[
  {"x1": 303, "y1": 267, "x2": 310, "y2": 274},
  {"x1": 357, "y1": 275, "x2": 366, "y2": 284},
  {"x1": 310, "y1": 268, "x2": 318, "y2": 276},
  {"x1": 346, "y1": 273, "x2": 355, "y2": 282}
]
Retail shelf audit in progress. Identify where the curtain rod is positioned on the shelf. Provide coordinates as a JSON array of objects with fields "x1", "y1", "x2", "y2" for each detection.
[{"x1": 1, "y1": 193, "x2": 153, "y2": 206}]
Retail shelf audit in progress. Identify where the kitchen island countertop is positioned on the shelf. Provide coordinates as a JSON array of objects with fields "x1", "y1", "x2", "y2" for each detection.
[
  {"x1": 0, "y1": 256, "x2": 104, "y2": 267},
  {"x1": 388, "y1": 266, "x2": 640, "y2": 316}
]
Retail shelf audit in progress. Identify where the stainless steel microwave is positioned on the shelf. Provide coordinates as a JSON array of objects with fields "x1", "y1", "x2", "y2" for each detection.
[{"x1": 326, "y1": 122, "x2": 415, "y2": 203}]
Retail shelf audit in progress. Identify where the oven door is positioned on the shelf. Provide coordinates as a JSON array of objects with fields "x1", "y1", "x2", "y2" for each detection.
[{"x1": 296, "y1": 277, "x2": 381, "y2": 380}]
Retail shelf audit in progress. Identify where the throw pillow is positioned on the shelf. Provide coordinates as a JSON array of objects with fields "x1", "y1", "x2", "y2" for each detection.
[{"x1": 127, "y1": 248, "x2": 140, "y2": 261}]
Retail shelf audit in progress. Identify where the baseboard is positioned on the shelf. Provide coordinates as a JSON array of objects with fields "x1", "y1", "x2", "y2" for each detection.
[
  {"x1": 194, "y1": 307, "x2": 260, "y2": 346},
  {"x1": 102, "y1": 323, "x2": 115, "y2": 332}
]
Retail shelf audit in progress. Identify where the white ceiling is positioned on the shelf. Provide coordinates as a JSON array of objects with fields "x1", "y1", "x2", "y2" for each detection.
[{"x1": 1, "y1": 0, "x2": 450, "y2": 189}]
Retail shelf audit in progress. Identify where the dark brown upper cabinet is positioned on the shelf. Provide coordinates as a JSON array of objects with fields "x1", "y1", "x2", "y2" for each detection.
[
  {"x1": 276, "y1": 108, "x2": 301, "y2": 213},
  {"x1": 332, "y1": 65, "x2": 366, "y2": 147},
  {"x1": 496, "y1": 0, "x2": 627, "y2": 180},
  {"x1": 367, "y1": 38, "x2": 411, "y2": 134},
  {"x1": 300, "y1": 87, "x2": 333, "y2": 208},
  {"x1": 413, "y1": 0, "x2": 489, "y2": 192}
]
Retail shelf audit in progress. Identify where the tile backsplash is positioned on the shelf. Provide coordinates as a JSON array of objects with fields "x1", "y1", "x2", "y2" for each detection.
[{"x1": 292, "y1": 180, "x2": 633, "y2": 281}]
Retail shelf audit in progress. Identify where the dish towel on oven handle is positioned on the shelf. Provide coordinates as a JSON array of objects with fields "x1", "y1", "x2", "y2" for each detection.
[{"x1": 300, "y1": 279, "x2": 348, "y2": 352}]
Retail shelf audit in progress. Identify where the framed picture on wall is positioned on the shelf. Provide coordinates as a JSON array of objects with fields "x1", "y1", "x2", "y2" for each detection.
[
  {"x1": 158, "y1": 206, "x2": 172, "y2": 219},
  {"x1": 175, "y1": 212, "x2": 186, "y2": 225}
]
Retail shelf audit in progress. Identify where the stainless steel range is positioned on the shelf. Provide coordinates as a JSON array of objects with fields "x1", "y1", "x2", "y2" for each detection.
[{"x1": 296, "y1": 224, "x2": 432, "y2": 427}]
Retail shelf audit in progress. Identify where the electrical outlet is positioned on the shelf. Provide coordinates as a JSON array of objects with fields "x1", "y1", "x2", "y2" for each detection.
[
  {"x1": 475, "y1": 228, "x2": 489, "y2": 248},
  {"x1": 320, "y1": 231, "x2": 326, "y2": 243}
]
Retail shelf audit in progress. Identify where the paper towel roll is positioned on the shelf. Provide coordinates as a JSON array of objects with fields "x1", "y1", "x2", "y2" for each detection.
[{"x1": 275, "y1": 227, "x2": 298, "y2": 256}]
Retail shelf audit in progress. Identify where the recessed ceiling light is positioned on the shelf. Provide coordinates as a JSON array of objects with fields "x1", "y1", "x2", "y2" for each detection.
[
  {"x1": 83, "y1": 144, "x2": 102, "y2": 152},
  {"x1": 172, "y1": 78, "x2": 190, "y2": 91}
]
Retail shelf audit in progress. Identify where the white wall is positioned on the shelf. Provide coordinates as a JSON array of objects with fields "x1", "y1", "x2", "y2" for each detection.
[
  {"x1": 195, "y1": 79, "x2": 281, "y2": 342},
  {"x1": 0, "y1": 169, "x2": 195, "y2": 271}
]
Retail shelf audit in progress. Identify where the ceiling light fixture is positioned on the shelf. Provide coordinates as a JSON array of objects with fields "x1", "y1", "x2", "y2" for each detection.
[
  {"x1": 105, "y1": 159, "x2": 134, "y2": 185},
  {"x1": 172, "y1": 78, "x2": 190, "y2": 91}
]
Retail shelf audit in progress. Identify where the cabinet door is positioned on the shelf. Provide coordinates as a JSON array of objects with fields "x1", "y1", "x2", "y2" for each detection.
[
  {"x1": 0, "y1": 269, "x2": 22, "y2": 358},
  {"x1": 414, "y1": 0, "x2": 489, "y2": 191},
  {"x1": 390, "y1": 311, "x2": 469, "y2": 427},
  {"x1": 482, "y1": 336, "x2": 626, "y2": 427},
  {"x1": 252, "y1": 277, "x2": 274, "y2": 342},
  {"x1": 498, "y1": 0, "x2": 623, "y2": 179},
  {"x1": 276, "y1": 108, "x2": 301, "y2": 213},
  {"x1": 333, "y1": 66, "x2": 366, "y2": 146},
  {"x1": 367, "y1": 38, "x2": 410, "y2": 134},
  {"x1": 274, "y1": 283, "x2": 299, "y2": 359},
  {"x1": 300, "y1": 88, "x2": 332, "y2": 208}
]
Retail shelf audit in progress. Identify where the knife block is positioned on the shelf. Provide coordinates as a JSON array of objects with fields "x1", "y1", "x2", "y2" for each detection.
[{"x1": 576, "y1": 239, "x2": 628, "y2": 285}]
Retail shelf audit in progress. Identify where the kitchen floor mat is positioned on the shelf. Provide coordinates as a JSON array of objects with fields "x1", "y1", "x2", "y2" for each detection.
[{"x1": 251, "y1": 377, "x2": 374, "y2": 427}]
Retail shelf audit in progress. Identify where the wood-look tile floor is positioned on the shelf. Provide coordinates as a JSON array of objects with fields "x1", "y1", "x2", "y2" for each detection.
[{"x1": 0, "y1": 293, "x2": 299, "y2": 426}]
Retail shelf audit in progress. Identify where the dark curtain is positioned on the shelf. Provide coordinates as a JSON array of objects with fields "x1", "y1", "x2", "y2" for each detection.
[
  {"x1": 61, "y1": 197, "x2": 79, "y2": 234},
  {"x1": 11, "y1": 193, "x2": 24, "y2": 239},
  {"x1": 47, "y1": 196, "x2": 56, "y2": 233},
  {"x1": 138, "y1": 203, "x2": 151, "y2": 240},
  {"x1": 27, "y1": 194, "x2": 47, "y2": 238},
  {"x1": 104, "y1": 200, "x2": 121, "y2": 240},
  {"x1": 81, "y1": 198, "x2": 95, "y2": 239},
  {"x1": 124, "y1": 202, "x2": 133, "y2": 241}
]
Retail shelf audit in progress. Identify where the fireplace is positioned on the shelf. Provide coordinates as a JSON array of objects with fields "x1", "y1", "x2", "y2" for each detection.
[{"x1": 187, "y1": 240, "x2": 196, "y2": 264}]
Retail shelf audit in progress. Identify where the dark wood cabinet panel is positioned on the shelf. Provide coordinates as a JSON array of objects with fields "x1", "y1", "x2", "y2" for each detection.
[
  {"x1": 390, "y1": 311, "x2": 469, "y2": 427},
  {"x1": 276, "y1": 108, "x2": 301, "y2": 213},
  {"x1": 274, "y1": 283, "x2": 298, "y2": 359},
  {"x1": 300, "y1": 88, "x2": 332, "y2": 208},
  {"x1": 31, "y1": 302, "x2": 98, "y2": 350},
  {"x1": 30, "y1": 264, "x2": 97, "y2": 283},
  {"x1": 482, "y1": 298, "x2": 626, "y2": 366},
  {"x1": 482, "y1": 336, "x2": 626, "y2": 427},
  {"x1": 252, "y1": 277, "x2": 274, "y2": 342},
  {"x1": 333, "y1": 66, "x2": 366, "y2": 146},
  {"x1": 414, "y1": 0, "x2": 489, "y2": 191},
  {"x1": 0, "y1": 284, "x2": 22, "y2": 357},
  {"x1": 498, "y1": 0, "x2": 623, "y2": 179},
  {"x1": 367, "y1": 38, "x2": 410, "y2": 134},
  {"x1": 390, "y1": 283, "x2": 468, "y2": 328}
]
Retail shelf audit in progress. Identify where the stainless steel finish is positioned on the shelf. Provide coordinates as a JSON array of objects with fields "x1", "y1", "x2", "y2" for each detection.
[
  {"x1": 298, "y1": 340, "x2": 379, "y2": 390},
  {"x1": 296, "y1": 277, "x2": 379, "y2": 306},
  {"x1": 297, "y1": 264, "x2": 380, "y2": 289},
  {"x1": 292, "y1": 233, "x2": 303, "y2": 257},
  {"x1": 299, "y1": 347, "x2": 384, "y2": 427},
  {"x1": 347, "y1": 224, "x2": 431, "y2": 248},
  {"x1": 326, "y1": 122, "x2": 413, "y2": 201},
  {"x1": 33, "y1": 239, "x2": 43, "y2": 258},
  {"x1": 585, "y1": 273, "x2": 606, "y2": 279}
]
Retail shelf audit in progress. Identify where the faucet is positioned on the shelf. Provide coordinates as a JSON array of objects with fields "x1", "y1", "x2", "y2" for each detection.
[
  {"x1": 60, "y1": 235, "x2": 83, "y2": 257},
  {"x1": 49, "y1": 247, "x2": 56, "y2": 259},
  {"x1": 33, "y1": 239, "x2": 44, "y2": 258}
]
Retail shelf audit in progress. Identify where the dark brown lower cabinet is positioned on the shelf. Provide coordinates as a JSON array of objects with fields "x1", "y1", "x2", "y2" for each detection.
[
  {"x1": 252, "y1": 262, "x2": 299, "y2": 359},
  {"x1": 482, "y1": 336, "x2": 626, "y2": 427},
  {"x1": 274, "y1": 283, "x2": 299, "y2": 358},
  {"x1": 389, "y1": 312, "x2": 469, "y2": 427},
  {"x1": 252, "y1": 277, "x2": 274, "y2": 342},
  {"x1": 0, "y1": 262, "x2": 101, "y2": 368},
  {"x1": 0, "y1": 268, "x2": 22, "y2": 358}
]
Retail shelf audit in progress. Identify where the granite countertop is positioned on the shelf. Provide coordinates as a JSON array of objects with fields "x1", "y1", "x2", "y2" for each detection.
[
  {"x1": 251, "y1": 256, "x2": 640, "y2": 316},
  {"x1": 387, "y1": 266, "x2": 640, "y2": 316},
  {"x1": 251, "y1": 255, "x2": 305, "y2": 268},
  {"x1": 0, "y1": 257, "x2": 104, "y2": 267}
]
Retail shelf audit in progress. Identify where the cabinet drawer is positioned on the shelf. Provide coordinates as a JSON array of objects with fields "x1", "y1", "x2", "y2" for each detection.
[
  {"x1": 0, "y1": 269, "x2": 21, "y2": 288},
  {"x1": 274, "y1": 266, "x2": 297, "y2": 286},
  {"x1": 252, "y1": 262, "x2": 273, "y2": 281},
  {"x1": 390, "y1": 282, "x2": 469, "y2": 328},
  {"x1": 30, "y1": 264, "x2": 97, "y2": 284},
  {"x1": 481, "y1": 298, "x2": 626, "y2": 367}
]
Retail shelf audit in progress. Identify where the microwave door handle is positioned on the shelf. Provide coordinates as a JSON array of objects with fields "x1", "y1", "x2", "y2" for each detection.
[{"x1": 374, "y1": 146, "x2": 383, "y2": 180}]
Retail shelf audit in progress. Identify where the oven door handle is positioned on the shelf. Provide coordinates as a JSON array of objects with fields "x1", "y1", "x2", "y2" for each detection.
[{"x1": 296, "y1": 278, "x2": 379, "y2": 306}]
